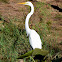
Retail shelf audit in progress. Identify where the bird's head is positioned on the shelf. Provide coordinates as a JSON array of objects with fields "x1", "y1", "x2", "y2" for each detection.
[{"x1": 18, "y1": 1, "x2": 32, "y2": 6}]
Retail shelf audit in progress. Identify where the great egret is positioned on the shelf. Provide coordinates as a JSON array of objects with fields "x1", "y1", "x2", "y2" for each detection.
[{"x1": 18, "y1": 1, "x2": 42, "y2": 49}]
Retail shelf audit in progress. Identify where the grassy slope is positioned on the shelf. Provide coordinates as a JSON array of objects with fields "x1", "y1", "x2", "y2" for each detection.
[{"x1": 0, "y1": 0, "x2": 62, "y2": 62}]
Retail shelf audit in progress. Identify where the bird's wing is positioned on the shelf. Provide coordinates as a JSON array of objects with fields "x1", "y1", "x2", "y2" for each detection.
[{"x1": 29, "y1": 30, "x2": 42, "y2": 49}]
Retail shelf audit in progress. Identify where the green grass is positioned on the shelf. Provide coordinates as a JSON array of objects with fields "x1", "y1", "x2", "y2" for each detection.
[
  {"x1": 0, "y1": 17, "x2": 31, "y2": 62},
  {"x1": 0, "y1": 16, "x2": 59, "y2": 62},
  {"x1": 0, "y1": 1, "x2": 61, "y2": 62}
]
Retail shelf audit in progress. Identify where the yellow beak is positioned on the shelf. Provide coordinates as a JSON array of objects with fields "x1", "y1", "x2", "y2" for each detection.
[{"x1": 18, "y1": 2, "x2": 26, "y2": 4}]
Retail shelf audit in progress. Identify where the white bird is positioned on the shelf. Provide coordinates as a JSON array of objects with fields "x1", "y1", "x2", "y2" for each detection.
[{"x1": 18, "y1": 1, "x2": 42, "y2": 49}]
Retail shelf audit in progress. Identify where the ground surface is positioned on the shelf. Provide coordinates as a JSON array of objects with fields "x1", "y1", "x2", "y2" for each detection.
[
  {"x1": 0, "y1": 0, "x2": 62, "y2": 62},
  {"x1": 0, "y1": 0, "x2": 62, "y2": 49}
]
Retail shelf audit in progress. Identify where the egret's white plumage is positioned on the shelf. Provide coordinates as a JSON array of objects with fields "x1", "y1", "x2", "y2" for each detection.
[
  {"x1": 29, "y1": 29, "x2": 42, "y2": 49},
  {"x1": 18, "y1": 1, "x2": 42, "y2": 49}
]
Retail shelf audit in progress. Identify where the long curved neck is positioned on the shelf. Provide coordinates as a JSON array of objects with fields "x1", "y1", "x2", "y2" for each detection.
[{"x1": 25, "y1": 4, "x2": 34, "y2": 36}]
